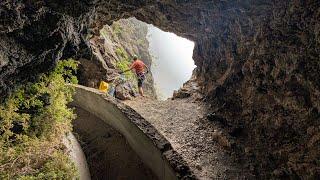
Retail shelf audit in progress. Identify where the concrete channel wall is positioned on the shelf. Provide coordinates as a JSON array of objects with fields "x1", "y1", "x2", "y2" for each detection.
[
  {"x1": 71, "y1": 85, "x2": 195, "y2": 180},
  {"x1": 63, "y1": 133, "x2": 91, "y2": 180}
]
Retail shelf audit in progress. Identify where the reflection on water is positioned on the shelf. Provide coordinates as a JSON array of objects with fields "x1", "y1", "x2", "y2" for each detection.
[{"x1": 147, "y1": 25, "x2": 196, "y2": 100}]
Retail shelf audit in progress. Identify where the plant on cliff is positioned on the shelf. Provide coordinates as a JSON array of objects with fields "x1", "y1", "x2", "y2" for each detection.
[
  {"x1": 112, "y1": 22, "x2": 123, "y2": 37},
  {"x1": 115, "y1": 47, "x2": 137, "y2": 87},
  {"x1": 0, "y1": 59, "x2": 79, "y2": 179}
]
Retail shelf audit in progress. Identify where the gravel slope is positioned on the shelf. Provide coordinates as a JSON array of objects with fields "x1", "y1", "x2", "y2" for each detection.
[{"x1": 125, "y1": 98, "x2": 250, "y2": 180}]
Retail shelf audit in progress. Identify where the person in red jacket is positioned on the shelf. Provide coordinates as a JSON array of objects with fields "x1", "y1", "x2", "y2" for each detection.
[{"x1": 121, "y1": 55, "x2": 149, "y2": 97}]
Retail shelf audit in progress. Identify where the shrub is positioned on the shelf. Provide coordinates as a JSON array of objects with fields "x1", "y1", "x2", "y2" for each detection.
[
  {"x1": 115, "y1": 47, "x2": 128, "y2": 59},
  {"x1": 0, "y1": 59, "x2": 79, "y2": 179},
  {"x1": 114, "y1": 48, "x2": 138, "y2": 91},
  {"x1": 112, "y1": 22, "x2": 122, "y2": 37}
]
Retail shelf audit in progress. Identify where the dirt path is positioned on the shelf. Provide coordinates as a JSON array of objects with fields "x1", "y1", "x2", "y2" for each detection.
[{"x1": 124, "y1": 98, "x2": 249, "y2": 180}]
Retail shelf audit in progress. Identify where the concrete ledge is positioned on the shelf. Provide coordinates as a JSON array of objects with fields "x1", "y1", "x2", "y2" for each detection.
[
  {"x1": 71, "y1": 85, "x2": 195, "y2": 180},
  {"x1": 63, "y1": 133, "x2": 91, "y2": 180}
]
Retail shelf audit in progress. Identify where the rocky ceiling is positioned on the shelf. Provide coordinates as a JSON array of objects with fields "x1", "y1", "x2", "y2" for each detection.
[{"x1": 0, "y1": 0, "x2": 319, "y2": 178}]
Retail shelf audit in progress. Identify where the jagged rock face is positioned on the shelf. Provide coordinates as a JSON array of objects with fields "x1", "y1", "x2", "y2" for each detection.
[
  {"x1": 0, "y1": 0, "x2": 319, "y2": 178},
  {"x1": 0, "y1": 0, "x2": 84, "y2": 100},
  {"x1": 99, "y1": 18, "x2": 157, "y2": 97},
  {"x1": 77, "y1": 18, "x2": 157, "y2": 98}
]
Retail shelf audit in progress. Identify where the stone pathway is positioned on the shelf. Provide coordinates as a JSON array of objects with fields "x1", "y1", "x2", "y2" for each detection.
[{"x1": 124, "y1": 98, "x2": 249, "y2": 180}]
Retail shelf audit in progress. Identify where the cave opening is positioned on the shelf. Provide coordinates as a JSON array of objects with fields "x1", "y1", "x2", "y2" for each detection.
[
  {"x1": 0, "y1": 1, "x2": 318, "y2": 179},
  {"x1": 147, "y1": 23, "x2": 196, "y2": 100},
  {"x1": 95, "y1": 18, "x2": 196, "y2": 100}
]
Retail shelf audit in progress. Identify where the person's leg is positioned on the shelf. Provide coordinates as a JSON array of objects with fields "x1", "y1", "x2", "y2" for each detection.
[
  {"x1": 138, "y1": 79, "x2": 144, "y2": 97},
  {"x1": 139, "y1": 86, "x2": 144, "y2": 97}
]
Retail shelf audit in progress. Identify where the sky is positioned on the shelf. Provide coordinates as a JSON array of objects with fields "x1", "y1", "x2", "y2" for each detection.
[{"x1": 147, "y1": 25, "x2": 196, "y2": 100}]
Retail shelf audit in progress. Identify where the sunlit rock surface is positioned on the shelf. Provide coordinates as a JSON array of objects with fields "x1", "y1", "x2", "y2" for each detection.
[
  {"x1": 76, "y1": 18, "x2": 157, "y2": 98},
  {"x1": 0, "y1": 1, "x2": 319, "y2": 178}
]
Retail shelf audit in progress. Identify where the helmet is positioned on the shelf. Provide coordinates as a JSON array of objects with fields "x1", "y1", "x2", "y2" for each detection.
[{"x1": 133, "y1": 55, "x2": 138, "y2": 60}]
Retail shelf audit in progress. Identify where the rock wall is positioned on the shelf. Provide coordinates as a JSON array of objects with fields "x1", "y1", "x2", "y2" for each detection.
[
  {"x1": 76, "y1": 18, "x2": 156, "y2": 98},
  {"x1": 100, "y1": 18, "x2": 156, "y2": 97},
  {"x1": 189, "y1": 2, "x2": 320, "y2": 178},
  {"x1": 0, "y1": 0, "x2": 319, "y2": 178}
]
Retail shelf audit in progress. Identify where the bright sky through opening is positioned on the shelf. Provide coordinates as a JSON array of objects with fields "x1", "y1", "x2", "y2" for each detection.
[{"x1": 147, "y1": 25, "x2": 196, "y2": 100}]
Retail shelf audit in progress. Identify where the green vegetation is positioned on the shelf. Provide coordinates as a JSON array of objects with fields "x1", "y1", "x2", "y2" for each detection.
[
  {"x1": 0, "y1": 59, "x2": 79, "y2": 179},
  {"x1": 112, "y1": 22, "x2": 123, "y2": 37},
  {"x1": 100, "y1": 26, "x2": 108, "y2": 39},
  {"x1": 115, "y1": 47, "x2": 128, "y2": 60},
  {"x1": 115, "y1": 48, "x2": 138, "y2": 90}
]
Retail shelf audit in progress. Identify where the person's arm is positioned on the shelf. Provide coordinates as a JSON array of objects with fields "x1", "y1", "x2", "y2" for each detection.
[
  {"x1": 120, "y1": 63, "x2": 134, "y2": 74},
  {"x1": 121, "y1": 67, "x2": 133, "y2": 73},
  {"x1": 144, "y1": 64, "x2": 150, "y2": 73}
]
